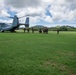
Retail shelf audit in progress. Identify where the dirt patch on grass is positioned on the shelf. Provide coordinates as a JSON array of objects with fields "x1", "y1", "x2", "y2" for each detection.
[
  {"x1": 42, "y1": 60, "x2": 58, "y2": 68},
  {"x1": 41, "y1": 60, "x2": 75, "y2": 75},
  {"x1": 59, "y1": 65, "x2": 75, "y2": 75},
  {"x1": 55, "y1": 50, "x2": 76, "y2": 57}
]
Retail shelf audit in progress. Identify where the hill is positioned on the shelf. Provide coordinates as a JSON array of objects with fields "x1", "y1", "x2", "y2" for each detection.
[{"x1": 31, "y1": 25, "x2": 47, "y2": 29}]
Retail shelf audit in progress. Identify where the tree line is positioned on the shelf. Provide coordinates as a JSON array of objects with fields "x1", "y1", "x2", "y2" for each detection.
[
  {"x1": 49, "y1": 25, "x2": 76, "y2": 31},
  {"x1": 30, "y1": 25, "x2": 76, "y2": 31}
]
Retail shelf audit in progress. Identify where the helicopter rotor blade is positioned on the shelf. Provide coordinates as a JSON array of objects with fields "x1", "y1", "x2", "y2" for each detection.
[
  {"x1": 5, "y1": 16, "x2": 14, "y2": 19},
  {"x1": 18, "y1": 15, "x2": 30, "y2": 18}
]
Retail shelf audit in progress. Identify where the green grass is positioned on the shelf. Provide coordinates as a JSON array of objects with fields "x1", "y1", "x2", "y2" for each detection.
[{"x1": 0, "y1": 31, "x2": 76, "y2": 75}]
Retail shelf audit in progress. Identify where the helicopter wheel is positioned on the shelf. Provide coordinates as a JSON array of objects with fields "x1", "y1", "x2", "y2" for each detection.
[{"x1": 1, "y1": 30, "x2": 4, "y2": 32}]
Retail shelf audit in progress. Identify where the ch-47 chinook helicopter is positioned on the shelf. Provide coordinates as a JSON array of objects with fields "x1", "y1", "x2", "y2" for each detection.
[{"x1": 0, "y1": 15, "x2": 29, "y2": 32}]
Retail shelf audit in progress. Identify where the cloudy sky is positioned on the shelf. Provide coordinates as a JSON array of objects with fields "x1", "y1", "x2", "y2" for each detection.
[{"x1": 0, "y1": 0, "x2": 76, "y2": 27}]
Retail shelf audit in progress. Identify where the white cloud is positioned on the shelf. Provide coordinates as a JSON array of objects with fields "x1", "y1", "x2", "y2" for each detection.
[
  {"x1": 4, "y1": 0, "x2": 42, "y2": 8},
  {"x1": 44, "y1": 16, "x2": 53, "y2": 22},
  {"x1": 67, "y1": 9, "x2": 76, "y2": 21},
  {"x1": 0, "y1": 0, "x2": 76, "y2": 27},
  {"x1": 48, "y1": 0, "x2": 76, "y2": 22},
  {"x1": 0, "y1": 0, "x2": 4, "y2": 13},
  {"x1": 1, "y1": 9, "x2": 10, "y2": 17},
  {"x1": 0, "y1": 19, "x2": 12, "y2": 23}
]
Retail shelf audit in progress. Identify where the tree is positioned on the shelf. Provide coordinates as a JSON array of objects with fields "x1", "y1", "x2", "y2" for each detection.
[{"x1": 59, "y1": 26, "x2": 68, "y2": 31}]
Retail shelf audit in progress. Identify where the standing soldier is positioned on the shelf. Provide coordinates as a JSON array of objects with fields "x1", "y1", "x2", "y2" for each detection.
[
  {"x1": 24, "y1": 28, "x2": 26, "y2": 33},
  {"x1": 39, "y1": 28, "x2": 42, "y2": 33},
  {"x1": 27, "y1": 28, "x2": 30, "y2": 33},
  {"x1": 57, "y1": 29, "x2": 59, "y2": 34},
  {"x1": 32, "y1": 27, "x2": 34, "y2": 33}
]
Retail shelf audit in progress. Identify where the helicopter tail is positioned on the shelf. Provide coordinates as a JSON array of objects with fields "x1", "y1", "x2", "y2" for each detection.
[
  {"x1": 25, "y1": 17, "x2": 29, "y2": 27},
  {"x1": 12, "y1": 15, "x2": 19, "y2": 27}
]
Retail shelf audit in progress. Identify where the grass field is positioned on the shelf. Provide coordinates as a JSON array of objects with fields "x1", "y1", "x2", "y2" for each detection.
[{"x1": 0, "y1": 31, "x2": 76, "y2": 75}]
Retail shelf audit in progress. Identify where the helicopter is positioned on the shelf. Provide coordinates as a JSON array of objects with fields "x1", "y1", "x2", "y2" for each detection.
[{"x1": 0, "y1": 15, "x2": 29, "y2": 32}]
